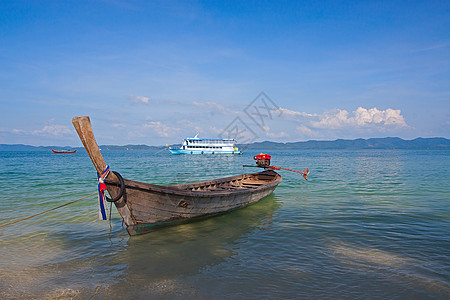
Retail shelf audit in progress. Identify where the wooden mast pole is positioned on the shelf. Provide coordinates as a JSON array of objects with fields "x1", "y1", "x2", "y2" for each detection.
[{"x1": 72, "y1": 116, "x2": 134, "y2": 228}]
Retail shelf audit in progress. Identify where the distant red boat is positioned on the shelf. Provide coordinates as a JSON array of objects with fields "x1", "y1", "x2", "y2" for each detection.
[{"x1": 51, "y1": 148, "x2": 77, "y2": 154}]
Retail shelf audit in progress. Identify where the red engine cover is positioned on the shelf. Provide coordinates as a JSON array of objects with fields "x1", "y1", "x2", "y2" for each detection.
[{"x1": 254, "y1": 153, "x2": 271, "y2": 160}]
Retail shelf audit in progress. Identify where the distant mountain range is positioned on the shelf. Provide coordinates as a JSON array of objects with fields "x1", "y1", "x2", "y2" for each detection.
[
  {"x1": 244, "y1": 137, "x2": 450, "y2": 149},
  {"x1": 0, "y1": 144, "x2": 162, "y2": 151},
  {"x1": 1, "y1": 137, "x2": 449, "y2": 151}
]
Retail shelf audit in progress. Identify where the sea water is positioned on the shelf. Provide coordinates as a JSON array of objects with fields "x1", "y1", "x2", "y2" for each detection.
[{"x1": 0, "y1": 149, "x2": 449, "y2": 299}]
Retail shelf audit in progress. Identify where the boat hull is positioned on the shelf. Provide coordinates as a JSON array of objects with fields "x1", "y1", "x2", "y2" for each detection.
[
  {"x1": 106, "y1": 170, "x2": 282, "y2": 235},
  {"x1": 72, "y1": 116, "x2": 280, "y2": 236},
  {"x1": 51, "y1": 148, "x2": 76, "y2": 153}
]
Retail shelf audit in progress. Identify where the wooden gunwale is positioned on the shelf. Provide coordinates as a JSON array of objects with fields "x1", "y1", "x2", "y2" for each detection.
[{"x1": 113, "y1": 170, "x2": 281, "y2": 198}]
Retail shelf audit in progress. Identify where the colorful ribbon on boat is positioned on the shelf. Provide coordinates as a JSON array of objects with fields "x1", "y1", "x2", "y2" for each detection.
[
  {"x1": 97, "y1": 165, "x2": 110, "y2": 220},
  {"x1": 98, "y1": 165, "x2": 110, "y2": 183}
]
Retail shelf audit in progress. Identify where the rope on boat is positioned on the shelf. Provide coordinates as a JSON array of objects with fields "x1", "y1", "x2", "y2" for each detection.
[
  {"x1": 0, "y1": 192, "x2": 97, "y2": 229},
  {"x1": 98, "y1": 165, "x2": 110, "y2": 183},
  {"x1": 104, "y1": 171, "x2": 125, "y2": 202},
  {"x1": 97, "y1": 166, "x2": 125, "y2": 220},
  {"x1": 97, "y1": 165, "x2": 110, "y2": 220}
]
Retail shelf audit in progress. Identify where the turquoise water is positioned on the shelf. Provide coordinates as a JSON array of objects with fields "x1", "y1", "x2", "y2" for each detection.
[{"x1": 1, "y1": 149, "x2": 449, "y2": 299}]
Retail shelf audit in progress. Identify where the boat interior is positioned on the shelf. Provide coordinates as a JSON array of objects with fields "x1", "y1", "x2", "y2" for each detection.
[{"x1": 177, "y1": 170, "x2": 279, "y2": 192}]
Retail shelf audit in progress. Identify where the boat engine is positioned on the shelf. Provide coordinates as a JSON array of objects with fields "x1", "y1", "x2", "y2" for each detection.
[
  {"x1": 254, "y1": 153, "x2": 271, "y2": 168},
  {"x1": 244, "y1": 153, "x2": 309, "y2": 180}
]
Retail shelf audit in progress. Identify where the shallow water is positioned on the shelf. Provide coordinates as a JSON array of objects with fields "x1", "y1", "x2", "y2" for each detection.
[{"x1": 1, "y1": 149, "x2": 449, "y2": 299}]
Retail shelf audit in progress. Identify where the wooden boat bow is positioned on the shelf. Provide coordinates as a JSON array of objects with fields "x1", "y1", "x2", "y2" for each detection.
[{"x1": 72, "y1": 116, "x2": 134, "y2": 224}]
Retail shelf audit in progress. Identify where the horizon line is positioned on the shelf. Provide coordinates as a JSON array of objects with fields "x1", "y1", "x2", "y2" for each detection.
[{"x1": 1, "y1": 136, "x2": 449, "y2": 148}]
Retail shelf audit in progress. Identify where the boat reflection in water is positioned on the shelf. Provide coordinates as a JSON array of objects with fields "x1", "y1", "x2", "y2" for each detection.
[{"x1": 97, "y1": 194, "x2": 281, "y2": 298}]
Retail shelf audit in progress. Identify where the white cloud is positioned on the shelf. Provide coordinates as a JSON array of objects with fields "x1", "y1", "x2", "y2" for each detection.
[
  {"x1": 143, "y1": 120, "x2": 179, "y2": 137},
  {"x1": 209, "y1": 126, "x2": 224, "y2": 135},
  {"x1": 383, "y1": 108, "x2": 408, "y2": 126},
  {"x1": 311, "y1": 107, "x2": 407, "y2": 129},
  {"x1": 12, "y1": 129, "x2": 26, "y2": 134},
  {"x1": 259, "y1": 124, "x2": 289, "y2": 138},
  {"x1": 410, "y1": 42, "x2": 450, "y2": 53},
  {"x1": 112, "y1": 123, "x2": 126, "y2": 129},
  {"x1": 278, "y1": 107, "x2": 317, "y2": 118},
  {"x1": 265, "y1": 131, "x2": 289, "y2": 138},
  {"x1": 296, "y1": 125, "x2": 314, "y2": 135},
  {"x1": 191, "y1": 101, "x2": 238, "y2": 115},
  {"x1": 175, "y1": 119, "x2": 203, "y2": 136},
  {"x1": 128, "y1": 95, "x2": 150, "y2": 104},
  {"x1": 32, "y1": 124, "x2": 72, "y2": 136},
  {"x1": 278, "y1": 106, "x2": 407, "y2": 129},
  {"x1": 9, "y1": 119, "x2": 73, "y2": 139},
  {"x1": 312, "y1": 109, "x2": 351, "y2": 129}
]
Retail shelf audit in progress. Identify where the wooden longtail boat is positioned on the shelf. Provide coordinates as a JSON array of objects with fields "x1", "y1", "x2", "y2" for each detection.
[
  {"x1": 52, "y1": 148, "x2": 77, "y2": 153},
  {"x1": 72, "y1": 116, "x2": 282, "y2": 236}
]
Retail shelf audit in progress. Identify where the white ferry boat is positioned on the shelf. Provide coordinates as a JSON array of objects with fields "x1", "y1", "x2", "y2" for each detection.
[{"x1": 169, "y1": 135, "x2": 241, "y2": 155}]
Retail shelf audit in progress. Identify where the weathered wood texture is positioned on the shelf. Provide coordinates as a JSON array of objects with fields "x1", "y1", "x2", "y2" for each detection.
[
  {"x1": 121, "y1": 170, "x2": 281, "y2": 235},
  {"x1": 72, "y1": 116, "x2": 134, "y2": 226}
]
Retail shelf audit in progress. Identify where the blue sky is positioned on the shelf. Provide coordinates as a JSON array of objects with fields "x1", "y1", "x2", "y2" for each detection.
[{"x1": 1, "y1": 0, "x2": 449, "y2": 146}]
